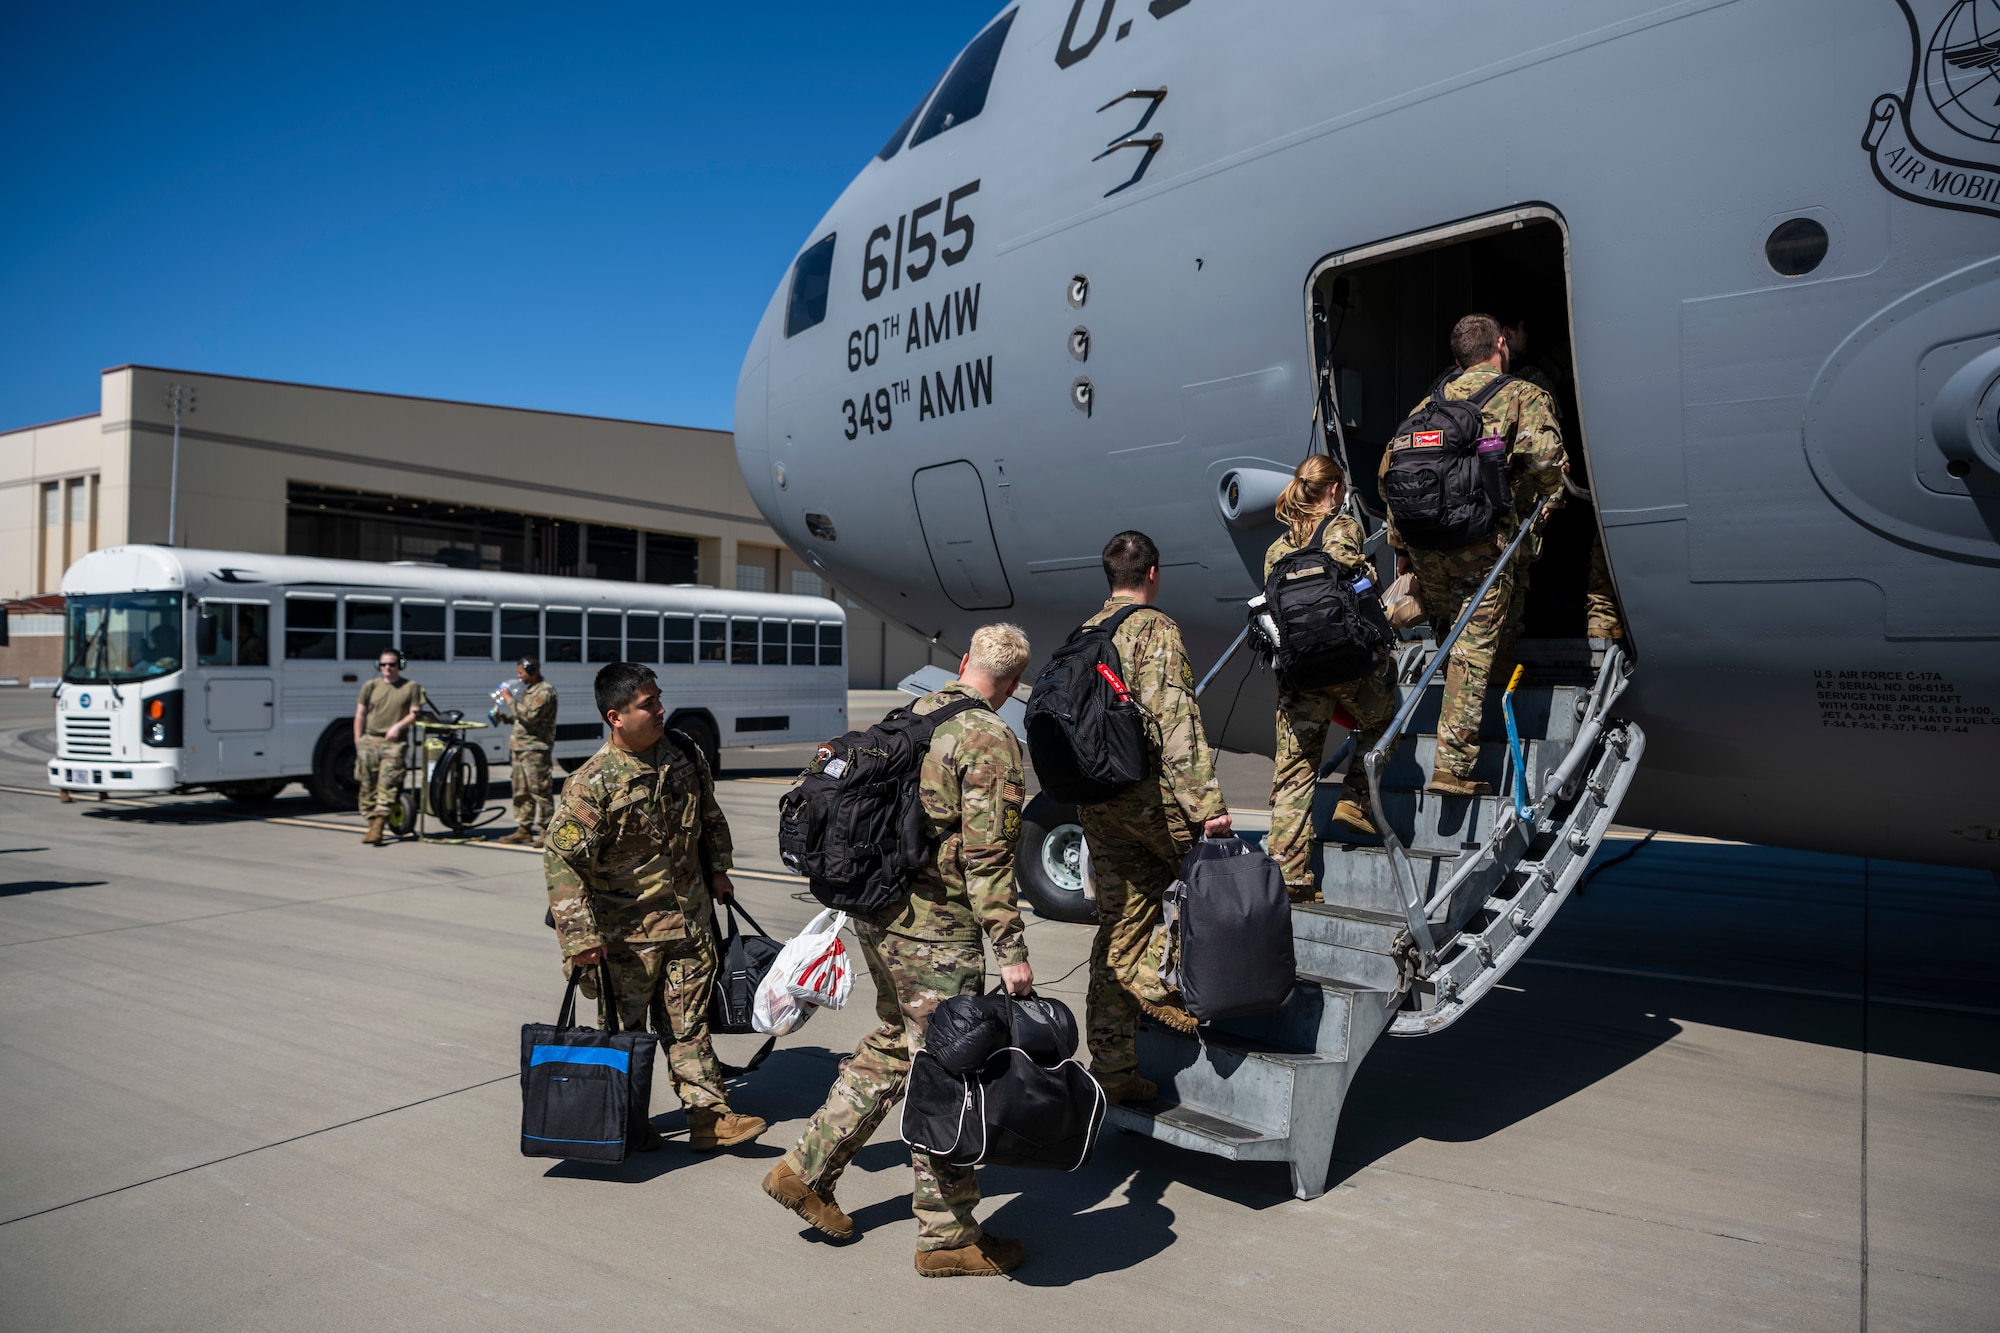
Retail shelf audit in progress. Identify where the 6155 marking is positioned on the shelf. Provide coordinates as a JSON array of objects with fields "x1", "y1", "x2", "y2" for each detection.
[{"x1": 862, "y1": 181, "x2": 979, "y2": 301}]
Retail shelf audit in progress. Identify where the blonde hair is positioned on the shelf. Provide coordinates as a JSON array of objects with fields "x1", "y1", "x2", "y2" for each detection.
[
  {"x1": 1275, "y1": 455, "x2": 1347, "y2": 547},
  {"x1": 967, "y1": 623, "x2": 1031, "y2": 680}
]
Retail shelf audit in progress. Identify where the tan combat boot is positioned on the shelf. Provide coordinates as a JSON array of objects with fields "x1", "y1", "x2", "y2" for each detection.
[
  {"x1": 916, "y1": 1234, "x2": 1024, "y2": 1278},
  {"x1": 1330, "y1": 798, "x2": 1378, "y2": 838},
  {"x1": 1096, "y1": 1072, "x2": 1157, "y2": 1106},
  {"x1": 762, "y1": 1160, "x2": 855, "y2": 1239},
  {"x1": 1427, "y1": 771, "x2": 1492, "y2": 798},
  {"x1": 1137, "y1": 994, "x2": 1198, "y2": 1035},
  {"x1": 58, "y1": 790, "x2": 72, "y2": 804},
  {"x1": 362, "y1": 815, "x2": 387, "y2": 845},
  {"x1": 687, "y1": 1107, "x2": 766, "y2": 1150},
  {"x1": 495, "y1": 827, "x2": 532, "y2": 845},
  {"x1": 1286, "y1": 882, "x2": 1322, "y2": 905}
]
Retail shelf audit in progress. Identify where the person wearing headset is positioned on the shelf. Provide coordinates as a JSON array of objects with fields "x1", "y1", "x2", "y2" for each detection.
[{"x1": 355, "y1": 648, "x2": 426, "y2": 845}]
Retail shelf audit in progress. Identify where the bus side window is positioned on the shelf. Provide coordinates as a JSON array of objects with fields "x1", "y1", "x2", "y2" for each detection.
[
  {"x1": 699, "y1": 617, "x2": 725, "y2": 663},
  {"x1": 730, "y1": 618, "x2": 759, "y2": 666},
  {"x1": 762, "y1": 619, "x2": 789, "y2": 666},
  {"x1": 286, "y1": 597, "x2": 337, "y2": 660},
  {"x1": 236, "y1": 604, "x2": 269, "y2": 666},
  {"x1": 345, "y1": 599, "x2": 393, "y2": 661},
  {"x1": 627, "y1": 611, "x2": 660, "y2": 663},
  {"x1": 546, "y1": 609, "x2": 583, "y2": 663},
  {"x1": 819, "y1": 622, "x2": 843, "y2": 667},
  {"x1": 500, "y1": 606, "x2": 538, "y2": 662},
  {"x1": 663, "y1": 615, "x2": 694, "y2": 664},
  {"x1": 791, "y1": 620, "x2": 816, "y2": 666},
  {"x1": 455, "y1": 605, "x2": 494, "y2": 659},
  {"x1": 401, "y1": 601, "x2": 446, "y2": 661},
  {"x1": 197, "y1": 602, "x2": 235, "y2": 667},
  {"x1": 586, "y1": 610, "x2": 622, "y2": 663}
]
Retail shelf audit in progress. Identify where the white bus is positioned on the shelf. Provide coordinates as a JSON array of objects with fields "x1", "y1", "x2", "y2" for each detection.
[{"x1": 51, "y1": 545, "x2": 848, "y2": 807}]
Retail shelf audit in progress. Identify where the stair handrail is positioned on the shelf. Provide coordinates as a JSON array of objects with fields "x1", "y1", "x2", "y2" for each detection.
[{"x1": 1363, "y1": 497, "x2": 1551, "y2": 974}]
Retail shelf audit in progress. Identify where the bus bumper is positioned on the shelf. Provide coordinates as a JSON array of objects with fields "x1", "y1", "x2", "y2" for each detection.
[{"x1": 48, "y1": 759, "x2": 180, "y2": 793}]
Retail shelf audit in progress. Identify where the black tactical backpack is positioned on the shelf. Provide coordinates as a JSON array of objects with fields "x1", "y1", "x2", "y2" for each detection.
[
  {"x1": 1379, "y1": 370, "x2": 1517, "y2": 550},
  {"x1": 1260, "y1": 516, "x2": 1394, "y2": 692},
  {"x1": 1022, "y1": 604, "x2": 1155, "y2": 806},
  {"x1": 777, "y1": 694, "x2": 989, "y2": 913}
]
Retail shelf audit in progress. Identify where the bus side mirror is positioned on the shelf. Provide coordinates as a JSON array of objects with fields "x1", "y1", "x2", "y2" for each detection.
[{"x1": 195, "y1": 608, "x2": 218, "y2": 657}]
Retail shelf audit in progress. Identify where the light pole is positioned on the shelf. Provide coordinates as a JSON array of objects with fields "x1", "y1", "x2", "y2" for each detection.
[{"x1": 165, "y1": 384, "x2": 196, "y2": 546}]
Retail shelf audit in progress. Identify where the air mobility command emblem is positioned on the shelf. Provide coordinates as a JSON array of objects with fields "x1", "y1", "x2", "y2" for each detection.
[
  {"x1": 1001, "y1": 802, "x2": 1022, "y2": 843},
  {"x1": 1862, "y1": 0, "x2": 2000, "y2": 219},
  {"x1": 547, "y1": 818, "x2": 590, "y2": 854},
  {"x1": 1181, "y1": 658, "x2": 1196, "y2": 692}
]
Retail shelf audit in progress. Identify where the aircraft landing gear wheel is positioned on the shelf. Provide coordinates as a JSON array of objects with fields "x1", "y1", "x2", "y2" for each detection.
[{"x1": 1016, "y1": 794, "x2": 1096, "y2": 924}]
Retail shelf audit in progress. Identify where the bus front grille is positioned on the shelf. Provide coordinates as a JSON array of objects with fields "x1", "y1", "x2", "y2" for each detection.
[{"x1": 60, "y1": 717, "x2": 113, "y2": 758}]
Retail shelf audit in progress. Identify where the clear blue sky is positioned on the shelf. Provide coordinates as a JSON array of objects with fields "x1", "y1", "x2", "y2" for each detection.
[{"x1": 0, "y1": 1, "x2": 1001, "y2": 431}]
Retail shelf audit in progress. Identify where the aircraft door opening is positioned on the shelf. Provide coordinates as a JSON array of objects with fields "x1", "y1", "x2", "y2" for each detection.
[
  {"x1": 912, "y1": 460, "x2": 1014, "y2": 611},
  {"x1": 1304, "y1": 207, "x2": 1625, "y2": 648}
]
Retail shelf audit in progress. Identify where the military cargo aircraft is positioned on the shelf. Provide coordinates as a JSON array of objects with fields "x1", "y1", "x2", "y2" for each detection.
[{"x1": 731, "y1": 0, "x2": 2000, "y2": 1195}]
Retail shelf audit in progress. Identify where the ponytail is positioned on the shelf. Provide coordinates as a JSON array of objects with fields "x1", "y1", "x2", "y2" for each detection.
[{"x1": 1274, "y1": 454, "x2": 1347, "y2": 547}]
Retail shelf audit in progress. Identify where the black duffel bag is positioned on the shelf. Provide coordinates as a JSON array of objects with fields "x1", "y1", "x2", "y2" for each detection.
[
  {"x1": 1162, "y1": 835, "x2": 1296, "y2": 1023},
  {"x1": 520, "y1": 964, "x2": 657, "y2": 1163},
  {"x1": 708, "y1": 899, "x2": 781, "y2": 1074},
  {"x1": 902, "y1": 989, "x2": 1105, "y2": 1171}
]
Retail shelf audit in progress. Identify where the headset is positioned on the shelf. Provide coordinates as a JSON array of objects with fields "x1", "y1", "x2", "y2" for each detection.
[{"x1": 378, "y1": 648, "x2": 407, "y2": 670}]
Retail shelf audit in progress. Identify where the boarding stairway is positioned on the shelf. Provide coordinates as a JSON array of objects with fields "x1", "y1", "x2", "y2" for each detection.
[{"x1": 1108, "y1": 509, "x2": 1645, "y2": 1198}]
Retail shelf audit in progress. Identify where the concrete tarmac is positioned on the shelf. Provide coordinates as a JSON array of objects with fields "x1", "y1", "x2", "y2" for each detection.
[{"x1": 0, "y1": 689, "x2": 1993, "y2": 1330}]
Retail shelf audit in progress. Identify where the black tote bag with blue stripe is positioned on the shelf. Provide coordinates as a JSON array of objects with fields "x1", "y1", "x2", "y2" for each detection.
[{"x1": 520, "y1": 965, "x2": 657, "y2": 1162}]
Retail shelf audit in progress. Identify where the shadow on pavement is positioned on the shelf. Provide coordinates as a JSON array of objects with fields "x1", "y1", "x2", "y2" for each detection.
[{"x1": 0, "y1": 879, "x2": 107, "y2": 897}]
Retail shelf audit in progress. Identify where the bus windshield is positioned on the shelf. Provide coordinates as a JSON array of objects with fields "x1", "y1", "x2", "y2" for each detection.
[{"x1": 65, "y1": 592, "x2": 183, "y2": 684}]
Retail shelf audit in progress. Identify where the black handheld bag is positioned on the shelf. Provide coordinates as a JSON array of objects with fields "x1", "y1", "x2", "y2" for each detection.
[
  {"x1": 1162, "y1": 835, "x2": 1296, "y2": 1023},
  {"x1": 1262, "y1": 516, "x2": 1395, "y2": 692},
  {"x1": 520, "y1": 966, "x2": 657, "y2": 1163},
  {"x1": 1379, "y1": 371, "x2": 1517, "y2": 551},
  {"x1": 708, "y1": 899, "x2": 781, "y2": 1073},
  {"x1": 777, "y1": 696, "x2": 989, "y2": 913},
  {"x1": 902, "y1": 989, "x2": 1106, "y2": 1171},
  {"x1": 1023, "y1": 603, "x2": 1155, "y2": 805}
]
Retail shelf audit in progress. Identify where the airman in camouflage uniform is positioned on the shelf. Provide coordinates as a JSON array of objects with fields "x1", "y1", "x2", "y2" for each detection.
[
  {"x1": 1077, "y1": 533, "x2": 1230, "y2": 1100},
  {"x1": 764, "y1": 625, "x2": 1035, "y2": 1279},
  {"x1": 1382, "y1": 315, "x2": 1567, "y2": 794},
  {"x1": 544, "y1": 662, "x2": 763, "y2": 1151},
  {"x1": 498, "y1": 658, "x2": 557, "y2": 846},
  {"x1": 1264, "y1": 472, "x2": 1399, "y2": 899}
]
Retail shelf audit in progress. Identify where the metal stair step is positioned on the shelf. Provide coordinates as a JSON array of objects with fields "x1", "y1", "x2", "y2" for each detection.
[
  {"x1": 1291, "y1": 905, "x2": 1406, "y2": 991},
  {"x1": 1315, "y1": 840, "x2": 1452, "y2": 918},
  {"x1": 1375, "y1": 787, "x2": 1500, "y2": 854},
  {"x1": 1391, "y1": 681, "x2": 1584, "y2": 745},
  {"x1": 1107, "y1": 1101, "x2": 1287, "y2": 1161},
  {"x1": 1377, "y1": 735, "x2": 1561, "y2": 798}
]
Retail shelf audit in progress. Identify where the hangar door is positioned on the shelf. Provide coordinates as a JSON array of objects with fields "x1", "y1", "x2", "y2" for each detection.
[{"x1": 912, "y1": 461, "x2": 1014, "y2": 611}]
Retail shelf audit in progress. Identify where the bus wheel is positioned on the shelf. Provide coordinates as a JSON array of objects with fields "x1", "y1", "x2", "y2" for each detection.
[
  {"x1": 306, "y1": 723, "x2": 360, "y2": 811},
  {"x1": 668, "y1": 712, "x2": 720, "y2": 771},
  {"x1": 1016, "y1": 794, "x2": 1097, "y2": 924},
  {"x1": 217, "y1": 779, "x2": 288, "y2": 804}
]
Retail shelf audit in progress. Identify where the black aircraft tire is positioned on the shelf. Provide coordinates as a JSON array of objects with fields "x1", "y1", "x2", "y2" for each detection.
[
  {"x1": 1016, "y1": 794, "x2": 1097, "y2": 924},
  {"x1": 306, "y1": 722, "x2": 360, "y2": 811}
]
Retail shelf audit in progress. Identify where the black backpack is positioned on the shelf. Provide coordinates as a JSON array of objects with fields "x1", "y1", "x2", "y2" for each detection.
[
  {"x1": 777, "y1": 694, "x2": 990, "y2": 914},
  {"x1": 1260, "y1": 515, "x2": 1394, "y2": 692},
  {"x1": 1023, "y1": 603, "x2": 1155, "y2": 806},
  {"x1": 1161, "y1": 835, "x2": 1295, "y2": 1023},
  {"x1": 1380, "y1": 371, "x2": 1516, "y2": 550}
]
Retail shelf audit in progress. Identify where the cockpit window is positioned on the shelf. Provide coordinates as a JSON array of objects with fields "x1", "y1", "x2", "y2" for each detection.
[
  {"x1": 877, "y1": 74, "x2": 942, "y2": 162},
  {"x1": 908, "y1": 9, "x2": 1016, "y2": 150},
  {"x1": 784, "y1": 233, "x2": 836, "y2": 338}
]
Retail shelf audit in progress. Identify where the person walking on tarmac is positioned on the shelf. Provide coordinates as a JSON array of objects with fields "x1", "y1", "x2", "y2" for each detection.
[
  {"x1": 1079, "y1": 532, "x2": 1231, "y2": 1101},
  {"x1": 495, "y1": 657, "x2": 557, "y2": 847},
  {"x1": 764, "y1": 624, "x2": 1037, "y2": 1278},
  {"x1": 355, "y1": 649, "x2": 425, "y2": 845},
  {"x1": 543, "y1": 662, "x2": 765, "y2": 1153},
  {"x1": 1266, "y1": 456, "x2": 1399, "y2": 899},
  {"x1": 1381, "y1": 314, "x2": 1567, "y2": 796}
]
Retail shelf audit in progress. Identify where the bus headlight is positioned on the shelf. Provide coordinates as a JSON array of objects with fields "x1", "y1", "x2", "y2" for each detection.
[{"x1": 142, "y1": 690, "x2": 183, "y2": 748}]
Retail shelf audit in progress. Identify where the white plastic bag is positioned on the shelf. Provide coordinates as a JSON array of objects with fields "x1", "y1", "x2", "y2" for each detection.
[{"x1": 752, "y1": 908, "x2": 853, "y2": 1035}]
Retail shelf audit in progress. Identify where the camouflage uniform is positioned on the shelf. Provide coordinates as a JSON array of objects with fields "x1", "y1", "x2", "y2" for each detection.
[
  {"x1": 1585, "y1": 534, "x2": 1625, "y2": 639},
  {"x1": 1264, "y1": 516, "x2": 1398, "y2": 896},
  {"x1": 508, "y1": 679, "x2": 558, "y2": 833},
  {"x1": 783, "y1": 682, "x2": 1027, "y2": 1252},
  {"x1": 354, "y1": 677, "x2": 425, "y2": 818},
  {"x1": 543, "y1": 732, "x2": 736, "y2": 1116},
  {"x1": 1077, "y1": 598, "x2": 1227, "y2": 1084},
  {"x1": 1381, "y1": 364, "x2": 1566, "y2": 779}
]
